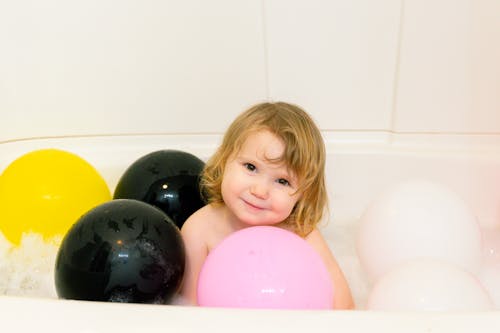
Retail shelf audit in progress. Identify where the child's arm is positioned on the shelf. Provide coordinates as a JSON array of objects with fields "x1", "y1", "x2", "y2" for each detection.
[
  {"x1": 305, "y1": 228, "x2": 355, "y2": 310},
  {"x1": 179, "y1": 211, "x2": 209, "y2": 305}
]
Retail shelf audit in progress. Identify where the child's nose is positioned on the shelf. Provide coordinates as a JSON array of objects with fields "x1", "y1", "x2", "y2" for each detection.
[{"x1": 250, "y1": 179, "x2": 269, "y2": 199}]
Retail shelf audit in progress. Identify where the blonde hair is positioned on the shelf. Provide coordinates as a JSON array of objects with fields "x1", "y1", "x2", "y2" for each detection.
[{"x1": 202, "y1": 102, "x2": 327, "y2": 237}]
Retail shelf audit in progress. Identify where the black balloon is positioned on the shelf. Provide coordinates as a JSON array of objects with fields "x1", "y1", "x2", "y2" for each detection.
[
  {"x1": 55, "y1": 199, "x2": 185, "y2": 304},
  {"x1": 113, "y1": 150, "x2": 205, "y2": 228}
]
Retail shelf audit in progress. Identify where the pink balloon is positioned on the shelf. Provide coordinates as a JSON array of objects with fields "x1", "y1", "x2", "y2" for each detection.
[{"x1": 197, "y1": 226, "x2": 334, "y2": 309}]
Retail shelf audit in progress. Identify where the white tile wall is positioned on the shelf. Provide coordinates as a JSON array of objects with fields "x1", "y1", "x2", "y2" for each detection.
[
  {"x1": 265, "y1": 0, "x2": 402, "y2": 130},
  {"x1": 0, "y1": 0, "x2": 498, "y2": 141},
  {"x1": 0, "y1": 0, "x2": 267, "y2": 141},
  {"x1": 394, "y1": 0, "x2": 500, "y2": 133}
]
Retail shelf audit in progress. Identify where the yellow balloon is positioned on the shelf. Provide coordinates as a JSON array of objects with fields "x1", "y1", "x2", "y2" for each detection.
[{"x1": 0, "y1": 149, "x2": 111, "y2": 245}]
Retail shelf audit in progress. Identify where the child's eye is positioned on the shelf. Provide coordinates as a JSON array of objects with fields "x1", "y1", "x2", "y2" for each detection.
[
  {"x1": 277, "y1": 178, "x2": 290, "y2": 186},
  {"x1": 244, "y1": 163, "x2": 256, "y2": 172}
]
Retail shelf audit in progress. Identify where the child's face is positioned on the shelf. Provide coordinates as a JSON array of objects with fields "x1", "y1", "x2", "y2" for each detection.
[{"x1": 221, "y1": 130, "x2": 301, "y2": 227}]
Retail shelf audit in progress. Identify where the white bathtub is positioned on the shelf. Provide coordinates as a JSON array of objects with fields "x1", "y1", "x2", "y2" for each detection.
[{"x1": 1, "y1": 133, "x2": 500, "y2": 332}]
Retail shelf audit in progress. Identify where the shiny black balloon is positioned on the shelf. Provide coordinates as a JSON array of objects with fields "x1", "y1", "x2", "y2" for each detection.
[
  {"x1": 55, "y1": 199, "x2": 185, "y2": 304},
  {"x1": 113, "y1": 150, "x2": 205, "y2": 228}
]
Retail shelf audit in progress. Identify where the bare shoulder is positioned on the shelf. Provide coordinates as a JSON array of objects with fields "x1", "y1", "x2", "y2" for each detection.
[
  {"x1": 304, "y1": 228, "x2": 330, "y2": 249},
  {"x1": 304, "y1": 227, "x2": 323, "y2": 241},
  {"x1": 181, "y1": 205, "x2": 214, "y2": 239},
  {"x1": 180, "y1": 204, "x2": 227, "y2": 248}
]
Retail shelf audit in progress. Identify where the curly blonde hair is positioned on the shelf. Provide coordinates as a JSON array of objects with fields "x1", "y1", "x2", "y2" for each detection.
[{"x1": 201, "y1": 102, "x2": 327, "y2": 237}]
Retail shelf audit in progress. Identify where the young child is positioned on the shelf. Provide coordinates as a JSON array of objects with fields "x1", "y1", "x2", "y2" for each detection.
[{"x1": 180, "y1": 101, "x2": 354, "y2": 309}]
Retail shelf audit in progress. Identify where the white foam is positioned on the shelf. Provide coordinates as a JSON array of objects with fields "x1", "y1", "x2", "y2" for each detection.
[{"x1": 0, "y1": 232, "x2": 58, "y2": 298}]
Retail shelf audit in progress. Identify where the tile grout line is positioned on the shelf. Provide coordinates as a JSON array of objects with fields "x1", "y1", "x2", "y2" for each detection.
[
  {"x1": 261, "y1": 0, "x2": 271, "y2": 100},
  {"x1": 389, "y1": 0, "x2": 407, "y2": 144}
]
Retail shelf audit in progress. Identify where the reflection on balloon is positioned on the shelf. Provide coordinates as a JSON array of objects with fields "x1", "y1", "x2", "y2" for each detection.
[
  {"x1": 481, "y1": 228, "x2": 500, "y2": 262},
  {"x1": 197, "y1": 226, "x2": 334, "y2": 309}
]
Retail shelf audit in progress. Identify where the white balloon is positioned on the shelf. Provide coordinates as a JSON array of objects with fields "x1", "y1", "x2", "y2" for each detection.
[
  {"x1": 367, "y1": 259, "x2": 493, "y2": 311},
  {"x1": 478, "y1": 228, "x2": 500, "y2": 309},
  {"x1": 357, "y1": 179, "x2": 482, "y2": 283},
  {"x1": 478, "y1": 260, "x2": 500, "y2": 309}
]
